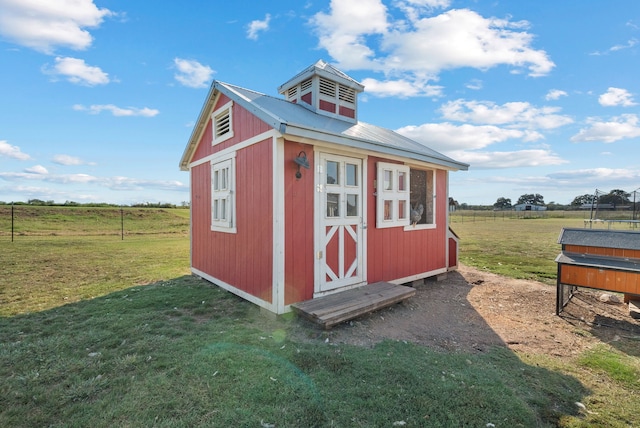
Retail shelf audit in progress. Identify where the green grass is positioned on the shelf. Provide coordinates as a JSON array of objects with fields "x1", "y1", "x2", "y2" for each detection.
[
  {"x1": 1, "y1": 207, "x2": 639, "y2": 427},
  {"x1": 450, "y1": 214, "x2": 587, "y2": 284},
  {"x1": 0, "y1": 279, "x2": 588, "y2": 427}
]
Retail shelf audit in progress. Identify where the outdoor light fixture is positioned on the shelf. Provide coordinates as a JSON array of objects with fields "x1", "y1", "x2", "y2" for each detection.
[{"x1": 294, "y1": 151, "x2": 310, "y2": 179}]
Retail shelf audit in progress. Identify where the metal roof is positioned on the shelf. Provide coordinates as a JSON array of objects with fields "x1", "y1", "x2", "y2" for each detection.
[
  {"x1": 180, "y1": 80, "x2": 470, "y2": 171},
  {"x1": 557, "y1": 227, "x2": 640, "y2": 250}
]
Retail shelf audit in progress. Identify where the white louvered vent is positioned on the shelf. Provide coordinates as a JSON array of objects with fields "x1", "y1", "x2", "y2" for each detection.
[
  {"x1": 339, "y1": 85, "x2": 356, "y2": 103},
  {"x1": 300, "y1": 78, "x2": 312, "y2": 92},
  {"x1": 287, "y1": 86, "x2": 298, "y2": 100},
  {"x1": 215, "y1": 110, "x2": 231, "y2": 137},
  {"x1": 319, "y1": 78, "x2": 336, "y2": 97}
]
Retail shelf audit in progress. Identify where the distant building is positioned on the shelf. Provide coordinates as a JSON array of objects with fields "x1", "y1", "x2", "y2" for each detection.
[{"x1": 514, "y1": 203, "x2": 547, "y2": 211}]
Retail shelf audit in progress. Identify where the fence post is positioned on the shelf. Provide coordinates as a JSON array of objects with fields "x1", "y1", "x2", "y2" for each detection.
[
  {"x1": 11, "y1": 202, "x2": 14, "y2": 242},
  {"x1": 121, "y1": 206, "x2": 124, "y2": 240}
]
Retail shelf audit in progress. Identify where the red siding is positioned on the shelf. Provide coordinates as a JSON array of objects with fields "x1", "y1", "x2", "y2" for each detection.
[
  {"x1": 284, "y1": 141, "x2": 315, "y2": 305},
  {"x1": 191, "y1": 139, "x2": 274, "y2": 302},
  {"x1": 448, "y1": 237, "x2": 458, "y2": 268},
  {"x1": 339, "y1": 106, "x2": 355, "y2": 118},
  {"x1": 319, "y1": 99, "x2": 336, "y2": 113},
  {"x1": 366, "y1": 156, "x2": 448, "y2": 282}
]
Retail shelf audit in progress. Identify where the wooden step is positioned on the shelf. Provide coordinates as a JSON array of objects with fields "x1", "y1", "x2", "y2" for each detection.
[
  {"x1": 630, "y1": 300, "x2": 640, "y2": 320},
  {"x1": 291, "y1": 282, "x2": 416, "y2": 329}
]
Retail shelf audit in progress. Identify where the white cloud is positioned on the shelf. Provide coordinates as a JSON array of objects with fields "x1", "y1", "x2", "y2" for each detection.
[
  {"x1": 44, "y1": 57, "x2": 110, "y2": 86},
  {"x1": 571, "y1": 114, "x2": 640, "y2": 143},
  {"x1": 0, "y1": 170, "x2": 187, "y2": 192},
  {"x1": 598, "y1": 87, "x2": 637, "y2": 107},
  {"x1": 361, "y1": 77, "x2": 442, "y2": 97},
  {"x1": 0, "y1": 0, "x2": 113, "y2": 53},
  {"x1": 24, "y1": 165, "x2": 48, "y2": 174},
  {"x1": 465, "y1": 79, "x2": 483, "y2": 90},
  {"x1": 549, "y1": 168, "x2": 639, "y2": 180},
  {"x1": 73, "y1": 104, "x2": 160, "y2": 117},
  {"x1": 73, "y1": 104, "x2": 159, "y2": 117},
  {"x1": 247, "y1": 14, "x2": 271, "y2": 40},
  {"x1": 439, "y1": 99, "x2": 573, "y2": 129},
  {"x1": 610, "y1": 38, "x2": 638, "y2": 51},
  {"x1": 310, "y1": 3, "x2": 554, "y2": 86},
  {"x1": 591, "y1": 38, "x2": 638, "y2": 55},
  {"x1": 545, "y1": 89, "x2": 567, "y2": 101},
  {"x1": 0, "y1": 140, "x2": 31, "y2": 160},
  {"x1": 53, "y1": 154, "x2": 94, "y2": 166},
  {"x1": 310, "y1": 0, "x2": 390, "y2": 69},
  {"x1": 396, "y1": 122, "x2": 543, "y2": 152},
  {"x1": 173, "y1": 58, "x2": 214, "y2": 88},
  {"x1": 449, "y1": 149, "x2": 567, "y2": 169}
]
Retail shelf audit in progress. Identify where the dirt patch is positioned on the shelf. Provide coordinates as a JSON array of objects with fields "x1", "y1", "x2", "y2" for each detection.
[{"x1": 295, "y1": 264, "x2": 640, "y2": 356}]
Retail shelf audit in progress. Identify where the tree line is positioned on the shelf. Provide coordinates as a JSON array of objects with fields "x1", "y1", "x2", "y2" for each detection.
[{"x1": 491, "y1": 189, "x2": 639, "y2": 210}]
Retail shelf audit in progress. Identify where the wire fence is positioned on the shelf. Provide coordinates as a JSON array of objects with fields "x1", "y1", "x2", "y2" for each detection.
[
  {"x1": 0, "y1": 205, "x2": 190, "y2": 241},
  {"x1": 449, "y1": 209, "x2": 640, "y2": 229}
]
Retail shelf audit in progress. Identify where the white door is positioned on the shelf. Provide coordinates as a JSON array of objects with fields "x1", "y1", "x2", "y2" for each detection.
[{"x1": 316, "y1": 153, "x2": 365, "y2": 293}]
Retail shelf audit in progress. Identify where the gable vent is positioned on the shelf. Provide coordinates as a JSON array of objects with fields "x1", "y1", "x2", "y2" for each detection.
[
  {"x1": 319, "y1": 78, "x2": 336, "y2": 97},
  {"x1": 214, "y1": 110, "x2": 231, "y2": 137},
  {"x1": 339, "y1": 85, "x2": 356, "y2": 103},
  {"x1": 300, "y1": 78, "x2": 312, "y2": 92},
  {"x1": 287, "y1": 86, "x2": 298, "y2": 100}
]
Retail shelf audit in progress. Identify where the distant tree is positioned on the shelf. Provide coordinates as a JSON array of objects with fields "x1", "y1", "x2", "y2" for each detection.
[
  {"x1": 493, "y1": 197, "x2": 512, "y2": 210},
  {"x1": 571, "y1": 194, "x2": 596, "y2": 206},
  {"x1": 598, "y1": 189, "x2": 630, "y2": 207},
  {"x1": 516, "y1": 193, "x2": 545, "y2": 205}
]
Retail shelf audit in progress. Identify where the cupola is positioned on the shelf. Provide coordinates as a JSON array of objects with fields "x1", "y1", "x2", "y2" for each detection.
[{"x1": 277, "y1": 60, "x2": 365, "y2": 124}]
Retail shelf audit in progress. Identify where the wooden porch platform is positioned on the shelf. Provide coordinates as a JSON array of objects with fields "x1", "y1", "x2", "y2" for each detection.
[{"x1": 291, "y1": 282, "x2": 416, "y2": 329}]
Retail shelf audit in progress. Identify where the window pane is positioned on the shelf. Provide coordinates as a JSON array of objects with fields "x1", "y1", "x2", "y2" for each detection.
[
  {"x1": 221, "y1": 168, "x2": 228, "y2": 190},
  {"x1": 326, "y1": 161, "x2": 339, "y2": 185},
  {"x1": 398, "y1": 200, "x2": 406, "y2": 219},
  {"x1": 327, "y1": 193, "x2": 340, "y2": 217},
  {"x1": 346, "y1": 163, "x2": 357, "y2": 186},
  {"x1": 383, "y1": 200, "x2": 393, "y2": 220},
  {"x1": 398, "y1": 171, "x2": 406, "y2": 191},
  {"x1": 410, "y1": 168, "x2": 434, "y2": 225},
  {"x1": 220, "y1": 199, "x2": 226, "y2": 220},
  {"x1": 213, "y1": 200, "x2": 219, "y2": 220},
  {"x1": 426, "y1": 170, "x2": 434, "y2": 224},
  {"x1": 384, "y1": 170, "x2": 393, "y2": 190},
  {"x1": 213, "y1": 170, "x2": 219, "y2": 191},
  {"x1": 346, "y1": 194, "x2": 358, "y2": 216}
]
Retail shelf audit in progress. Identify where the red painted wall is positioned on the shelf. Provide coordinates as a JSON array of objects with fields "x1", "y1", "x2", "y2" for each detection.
[
  {"x1": 366, "y1": 156, "x2": 448, "y2": 282},
  {"x1": 283, "y1": 141, "x2": 315, "y2": 305},
  {"x1": 190, "y1": 95, "x2": 274, "y2": 303}
]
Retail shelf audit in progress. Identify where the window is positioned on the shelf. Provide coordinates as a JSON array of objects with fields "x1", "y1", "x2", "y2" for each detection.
[
  {"x1": 408, "y1": 168, "x2": 435, "y2": 228},
  {"x1": 376, "y1": 162, "x2": 436, "y2": 229},
  {"x1": 376, "y1": 162, "x2": 410, "y2": 228},
  {"x1": 211, "y1": 155, "x2": 236, "y2": 232},
  {"x1": 212, "y1": 101, "x2": 234, "y2": 145}
]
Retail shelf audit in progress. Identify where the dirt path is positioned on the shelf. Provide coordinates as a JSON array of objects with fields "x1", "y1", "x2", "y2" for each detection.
[{"x1": 302, "y1": 265, "x2": 640, "y2": 357}]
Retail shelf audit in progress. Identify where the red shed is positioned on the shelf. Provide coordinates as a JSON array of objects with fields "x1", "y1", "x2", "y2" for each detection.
[{"x1": 179, "y1": 60, "x2": 469, "y2": 314}]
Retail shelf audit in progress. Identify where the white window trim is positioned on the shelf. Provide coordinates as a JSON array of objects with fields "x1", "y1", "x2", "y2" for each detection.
[
  {"x1": 211, "y1": 152, "x2": 236, "y2": 233},
  {"x1": 212, "y1": 100, "x2": 234, "y2": 146},
  {"x1": 376, "y1": 162, "x2": 410, "y2": 229}
]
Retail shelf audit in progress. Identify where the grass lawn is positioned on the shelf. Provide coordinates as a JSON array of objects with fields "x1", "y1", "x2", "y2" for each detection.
[{"x1": 1, "y1": 208, "x2": 639, "y2": 426}]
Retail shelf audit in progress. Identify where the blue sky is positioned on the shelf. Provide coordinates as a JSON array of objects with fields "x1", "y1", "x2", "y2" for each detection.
[{"x1": 1, "y1": 0, "x2": 639, "y2": 206}]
